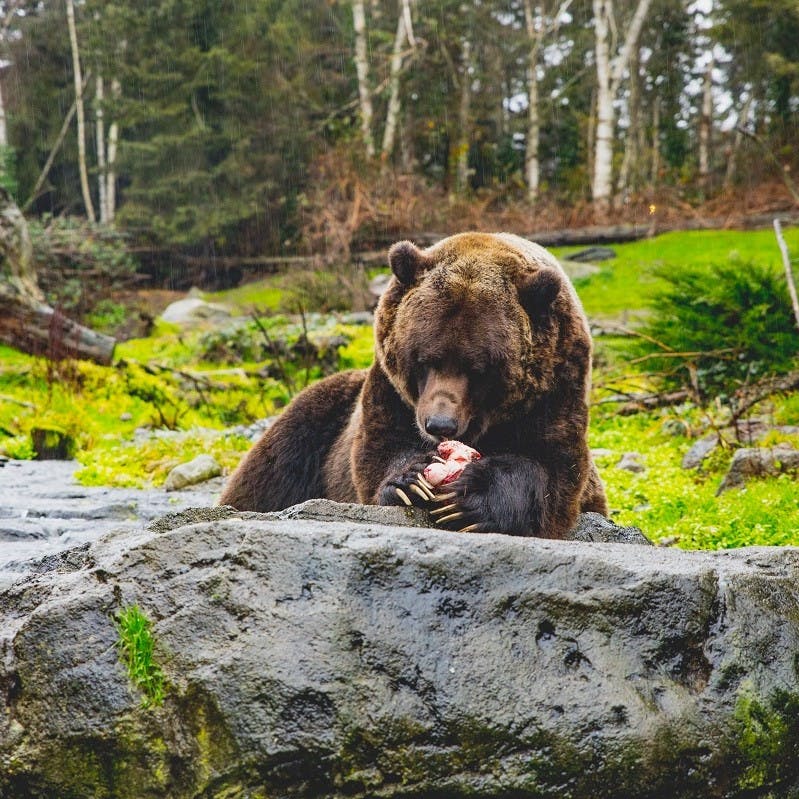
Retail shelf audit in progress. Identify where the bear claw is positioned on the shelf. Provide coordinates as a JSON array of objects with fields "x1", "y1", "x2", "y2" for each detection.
[
  {"x1": 395, "y1": 487, "x2": 413, "y2": 506},
  {"x1": 436, "y1": 511, "x2": 465, "y2": 524},
  {"x1": 409, "y1": 484, "x2": 432, "y2": 502},
  {"x1": 416, "y1": 474, "x2": 436, "y2": 492},
  {"x1": 431, "y1": 503, "x2": 459, "y2": 516}
]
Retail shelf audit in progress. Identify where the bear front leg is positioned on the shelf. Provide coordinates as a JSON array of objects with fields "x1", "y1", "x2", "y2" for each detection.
[
  {"x1": 430, "y1": 454, "x2": 583, "y2": 538},
  {"x1": 376, "y1": 451, "x2": 441, "y2": 508}
]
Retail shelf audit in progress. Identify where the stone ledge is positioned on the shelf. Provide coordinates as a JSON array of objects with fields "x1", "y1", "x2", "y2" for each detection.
[{"x1": 2, "y1": 509, "x2": 798, "y2": 798}]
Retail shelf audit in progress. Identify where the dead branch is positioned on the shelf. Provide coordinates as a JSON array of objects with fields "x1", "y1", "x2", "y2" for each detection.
[{"x1": 730, "y1": 369, "x2": 799, "y2": 424}]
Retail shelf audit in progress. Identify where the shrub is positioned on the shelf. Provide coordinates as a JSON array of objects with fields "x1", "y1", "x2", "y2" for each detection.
[{"x1": 635, "y1": 259, "x2": 799, "y2": 400}]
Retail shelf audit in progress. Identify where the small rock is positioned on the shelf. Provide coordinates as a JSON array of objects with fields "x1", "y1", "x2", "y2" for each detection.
[
  {"x1": 225, "y1": 416, "x2": 277, "y2": 442},
  {"x1": 338, "y1": 311, "x2": 374, "y2": 326},
  {"x1": 160, "y1": 297, "x2": 231, "y2": 326},
  {"x1": 558, "y1": 259, "x2": 601, "y2": 281},
  {"x1": 662, "y1": 418, "x2": 691, "y2": 437},
  {"x1": 717, "y1": 444, "x2": 799, "y2": 495},
  {"x1": 617, "y1": 452, "x2": 645, "y2": 473},
  {"x1": 681, "y1": 434, "x2": 719, "y2": 469},
  {"x1": 565, "y1": 246, "x2": 617, "y2": 262},
  {"x1": 590, "y1": 448, "x2": 615, "y2": 460},
  {"x1": 163, "y1": 454, "x2": 223, "y2": 491},
  {"x1": 567, "y1": 512, "x2": 651, "y2": 545},
  {"x1": 119, "y1": 412, "x2": 133, "y2": 422}
]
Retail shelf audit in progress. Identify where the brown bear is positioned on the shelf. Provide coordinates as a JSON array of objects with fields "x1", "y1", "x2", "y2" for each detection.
[{"x1": 219, "y1": 232, "x2": 608, "y2": 538}]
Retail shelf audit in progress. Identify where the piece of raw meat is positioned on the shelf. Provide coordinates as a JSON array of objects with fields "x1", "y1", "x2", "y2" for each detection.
[{"x1": 423, "y1": 440, "x2": 481, "y2": 487}]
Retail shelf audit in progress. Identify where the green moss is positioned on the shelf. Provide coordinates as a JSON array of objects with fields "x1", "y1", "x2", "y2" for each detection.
[
  {"x1": 116, "y1": 605, "x2": 166, "y2": 707},
  {"x1": 732, "y1": 686, "x2": 799, "y2": 794},
  {"x1": 337, "y1": 325, "x2": 375, "y2": 370},
  {"x1": 76, "y1": 432, "x2": 250, "y2": 488}
]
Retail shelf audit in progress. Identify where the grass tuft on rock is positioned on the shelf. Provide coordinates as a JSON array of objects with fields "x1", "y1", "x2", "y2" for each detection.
[{"x1": 116, "y1": 604, "x2": 166, "y2": 707}]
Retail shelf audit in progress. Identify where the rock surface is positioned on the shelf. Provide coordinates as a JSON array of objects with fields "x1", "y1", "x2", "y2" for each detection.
[
  {"x1": 0, "y1": 459, "x2": 222, "y2": 588},
  {"x1": 163, "y1": 454, "x2": 223, "y2": 491},
  {"x1": 159, "y1": 297, "x2": 232, "y2": 326},
  {"x1": 3, "y1": 503, "x2": 799, "y2": 798}
]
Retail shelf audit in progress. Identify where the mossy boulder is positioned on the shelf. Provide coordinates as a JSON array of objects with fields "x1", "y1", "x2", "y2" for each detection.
[{"x1": 2, "y1": 504, "x2": 799, "y2": 798}]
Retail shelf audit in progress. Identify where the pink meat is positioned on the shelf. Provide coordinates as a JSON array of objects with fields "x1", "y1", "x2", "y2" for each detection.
[{"x1": 423, "y1": 440, "x2": 481, "y2": 487}]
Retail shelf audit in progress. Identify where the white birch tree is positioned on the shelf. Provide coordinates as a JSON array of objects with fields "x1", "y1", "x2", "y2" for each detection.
[
  {"x1": 66, "y1": 0, "x2": 95, "y2": 222},
  {"x1": 352, "y1": 0, "x2": 375, "y2": 159},
  {"x1": 455, "y1": 37, "x2": 472, "y2": 193},
  {"x1": 94, "y1": 74, "x2": 107, "y2": 223},
  {"x1": 698, "y1": 55, "x2": 714, "y2": 191},
  {"x1": 591, "y1": 0, "x2": 653, "y2": 214},
  {"x1": 381, "y1": 0, "x2": 413, "y2": 161},
  {"x1": 105, "y1": 77, "x2": 120, "y2": 223},
  {"x1": 522, "y1": 0, "x2": 572, "y2": 204}
]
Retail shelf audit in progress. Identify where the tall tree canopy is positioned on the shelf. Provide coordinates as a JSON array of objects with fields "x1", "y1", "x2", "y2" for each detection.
[{"x1": 2, "y1": 0, "x2": 797, "y2": 254}]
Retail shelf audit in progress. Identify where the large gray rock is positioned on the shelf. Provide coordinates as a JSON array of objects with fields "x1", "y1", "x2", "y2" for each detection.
[{"x1": 2, "y1": 505, "x2": 799, "y2": 798}]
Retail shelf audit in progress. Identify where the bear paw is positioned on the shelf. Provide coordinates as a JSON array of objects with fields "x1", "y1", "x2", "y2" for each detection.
[
  {"x1": 379, "y1": 455, "x2": 441, "y2": 508},
  {"x1": 430, "y1": 455, "x2": 551, "y2": 535},
  {"x1": 428, "y1": 461, "x2": 497, "y2": 533}
]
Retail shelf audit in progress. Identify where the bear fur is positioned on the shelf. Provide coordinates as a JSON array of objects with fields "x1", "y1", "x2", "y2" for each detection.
[{"x1": 219, "y1": 232, "x2": 608, "y2": 538}]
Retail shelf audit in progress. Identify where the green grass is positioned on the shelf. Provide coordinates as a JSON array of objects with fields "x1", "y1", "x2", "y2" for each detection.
[
  {"x1": 116, "y1": 605, "x2": 166, "y2": 707},
  {"x1": 204, "y1": 280, "x2": 283, "y2": 312},
  {"x1": 591, "y1": 407, "x2": 799, "y2": 549},
  {"x1": 559, "y1": 226, "x2": 799, "y2": 318}
]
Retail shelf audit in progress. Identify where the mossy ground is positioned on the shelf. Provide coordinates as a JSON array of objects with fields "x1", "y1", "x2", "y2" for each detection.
[{"x1": 1, "y1": 228, "x2": 798, "y2": 549}]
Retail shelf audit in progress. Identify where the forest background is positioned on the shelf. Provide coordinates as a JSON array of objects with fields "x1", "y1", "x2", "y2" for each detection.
[
  {"x1": 2, "y1": 0, "x2": 798, "y2": 260},
  {"x1": 1, "y1": 0, "x2": 799, "y2": 551}
]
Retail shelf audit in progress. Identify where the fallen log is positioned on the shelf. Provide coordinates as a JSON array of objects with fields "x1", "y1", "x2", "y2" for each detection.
[{"x1": 0, "y1": 188, "x2": 115, "y2": 365}]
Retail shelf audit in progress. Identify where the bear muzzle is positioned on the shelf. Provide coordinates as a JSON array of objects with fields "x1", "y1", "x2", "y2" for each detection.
[{"x1": 417, "y1": 371, "x2": 471, "y2": 442}]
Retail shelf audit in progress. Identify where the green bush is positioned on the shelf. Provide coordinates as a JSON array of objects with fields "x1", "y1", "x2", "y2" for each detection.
[{"x1": 636, "y1": 259, "x2": 799, "y2": 399}]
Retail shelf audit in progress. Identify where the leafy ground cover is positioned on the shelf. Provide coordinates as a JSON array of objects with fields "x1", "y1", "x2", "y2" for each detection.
[{"x1": 1, "y1": 228, "x2": 798, "y2": 549}]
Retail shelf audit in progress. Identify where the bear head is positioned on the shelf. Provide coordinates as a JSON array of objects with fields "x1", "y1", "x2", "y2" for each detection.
[{"x1": 375, "y1": 232, "x2": 584, "y2": 445}]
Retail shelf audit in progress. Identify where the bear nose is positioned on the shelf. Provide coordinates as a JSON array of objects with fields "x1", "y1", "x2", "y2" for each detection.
[{"x1": 425, "y1": 415, "x2": 459, "y2": 439}]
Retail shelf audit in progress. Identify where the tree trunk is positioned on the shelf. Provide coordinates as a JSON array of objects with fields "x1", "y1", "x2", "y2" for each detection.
[
  {"x1": 698, "y1": 56, "x2": 714, "y2": 193},
  {"x1": 615, "y1": 45, "x2": 640, "y2": 204},
  {"x1": 591, "y1": 0, "x2": 614, "y2": 214},
  {"x1": 591, "y1": 0, "x2": 653, "y2": 214},
  {"x1": 650, "y1": 95, "x2": 661, "y2": 194},
  {"x1": 523, "y1": 0, "x2": 542, "y2": 204},
  {"x1": 723, "y1": 92, "x2": 753, "y2": 190},
  {"x1": 0, "y1": 78, "x2": 7, "y2": 149},
  {"x1": 95, "y1": 74, "x2": 107, "y2": 224},
  {"x1": 66, "y1": 0, "x2": 96, "y2": 223},
  {"x1": 352, "y1": 0, "x2": 375, "y2": 159},
  {"x1": 380, "y1": 2, "x2": 407, "y2": 162},
  {"x1": 0, "y1": 189, "x2": 114, "y2": 364},
  {"x1": 106, "y1": 78, "x2": 120, "y2": 223},
  {"x1": 455, "y1": 37, "x2": 472, "y2": 194}
]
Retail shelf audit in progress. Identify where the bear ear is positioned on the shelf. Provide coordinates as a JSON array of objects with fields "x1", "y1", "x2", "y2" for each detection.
[
  {"x1": 388, "y1": 240, "x2": 430, "y2": 286},
  {"x1": 516, "y1": 267, "x2": 562, "y2": 319}
]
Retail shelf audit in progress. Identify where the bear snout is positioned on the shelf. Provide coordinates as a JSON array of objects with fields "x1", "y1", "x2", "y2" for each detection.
[
  {"x1": 417, "y1": 371, "x2": 471, "y2": 441},
  {"x1": 425, "y1": 414, "x2": 459, "y2": 439}
]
